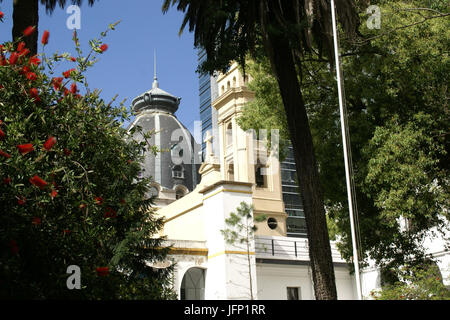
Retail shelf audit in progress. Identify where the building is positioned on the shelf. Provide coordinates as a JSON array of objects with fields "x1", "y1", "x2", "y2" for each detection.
[
  {"x1": 151, "y1": 62, "x2": 357, "y2": 300},
  {"x1": 127, "y1": 72, "x2": 201, "y2": 208}
]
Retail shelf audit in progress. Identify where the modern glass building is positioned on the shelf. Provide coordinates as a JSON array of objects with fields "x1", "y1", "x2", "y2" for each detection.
[{"x1": 197, "y1": 50, "x2": 306, "y2": 237}]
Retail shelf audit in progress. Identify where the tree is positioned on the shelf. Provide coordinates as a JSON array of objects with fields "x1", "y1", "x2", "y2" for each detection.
[
  {"x1": 371, "y1": 263, "x2": 450, "y2": 300},
  {"x1": 0, "y1": 19, "x2": 175, "y2": 299},
  {"x1": 236, "y1": 1, "x2": 449, "y2": 280},
  {"x1": 0, "y1": 0, "x2": 98, "y2": 55},
  {"x1": 220, "y1": 202, "x2": 266, "y2": 300},
  {"x1": 162, "y1": 0, "x2": 367, "y2": 300}
]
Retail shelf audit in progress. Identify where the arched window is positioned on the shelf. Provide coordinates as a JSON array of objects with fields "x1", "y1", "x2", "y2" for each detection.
[
  {"x1": 175, "y1": 188, "x2": 185, "y2": 200},
  {"x1": 180, "y1": 267, "x2": 205, "y2": 300},
  {"x1": 232, "y1": 76, "x2": 236, "y2": 87},
  {"x1": 227, "y1": 163, "x2": 234, "y2": 181},
  {"x1": 226, "y1": 122, "x2": 233, "y2": 147},
  {"x1": 227, "y1": 81, "x2": 230, "y2": 90},
  {"x1": 172, "y1": 165, "x2": 184, "y2": 179}
]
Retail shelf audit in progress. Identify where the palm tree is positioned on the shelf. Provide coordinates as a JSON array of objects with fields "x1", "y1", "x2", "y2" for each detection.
[
  {"x1": 162, "y1": 0, "x2": 366, "y2": 300},
  {"x1": 1, "y1": 0, "x2": 97, "y2": 54}
]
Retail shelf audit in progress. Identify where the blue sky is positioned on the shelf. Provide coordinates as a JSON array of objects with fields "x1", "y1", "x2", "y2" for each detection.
[{"x1": 0, "y1": 0, "x2": 200, "y2": 134}]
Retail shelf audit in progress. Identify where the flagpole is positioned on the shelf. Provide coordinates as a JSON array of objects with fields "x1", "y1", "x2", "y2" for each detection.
[{"x1": 330, "y1": 0, "x2": 363, "y2": 300}]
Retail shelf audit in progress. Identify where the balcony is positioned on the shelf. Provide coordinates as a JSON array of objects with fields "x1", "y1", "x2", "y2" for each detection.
[{"x1": 255, "y1": 235, "x2": 347, "y2": 264}]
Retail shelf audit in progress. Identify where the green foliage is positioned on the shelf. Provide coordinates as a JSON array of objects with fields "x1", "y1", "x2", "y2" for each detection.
[
  {"x1": 221, "y1": 202, "x2": 266, "y2": 246},
  {"x1": 371, "y1": 263, "x2": 450, "y2": 300},
  {"x1": 0, "y1": 23, "x2": 175, "y2": 299},
  {"x1": 236, "y1": 1, "x2": 449, "y2": 277}
]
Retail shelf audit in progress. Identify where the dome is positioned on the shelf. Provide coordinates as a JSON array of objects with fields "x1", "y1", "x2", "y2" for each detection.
[
  {"x1": 128, "y1": 77, "x2": 201, "y2": 194},
  {"x1": 132, "y1": 77, "x2": 181, "y2": 114}
]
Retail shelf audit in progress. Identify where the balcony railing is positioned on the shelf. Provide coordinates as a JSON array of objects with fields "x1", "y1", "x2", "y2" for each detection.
[{"x1": 255, "y1": 235, "x2": 346, "y2": 264}]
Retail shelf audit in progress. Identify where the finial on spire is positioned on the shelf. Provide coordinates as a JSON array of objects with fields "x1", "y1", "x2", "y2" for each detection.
[{"x1": 153, "y1": 49, "x2": 159, "y2": 89}]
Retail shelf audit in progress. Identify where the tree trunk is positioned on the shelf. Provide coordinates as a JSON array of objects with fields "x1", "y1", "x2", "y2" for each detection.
[
  {"x1": 263, "y1": 17, "x2": 338, "y2": 301},
  {"x1": 13, "y1": 0, "x2": 39, "y2": 55}
]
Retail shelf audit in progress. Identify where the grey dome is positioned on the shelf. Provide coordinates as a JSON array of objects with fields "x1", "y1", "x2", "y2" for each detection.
[
  {"x1": 132, "y1": 78, "x2": 181, "y2": 114},
  {"x1": 129, "y1": 79, "x2": 201, "y2": 193}
]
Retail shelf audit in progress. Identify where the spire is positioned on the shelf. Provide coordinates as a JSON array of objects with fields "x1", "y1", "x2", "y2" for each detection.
[{"x1": 152, "y1": 49, "x2": 159, "y2": 89}]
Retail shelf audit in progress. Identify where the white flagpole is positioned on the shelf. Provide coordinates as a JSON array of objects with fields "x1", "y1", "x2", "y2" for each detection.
[{"x1": 330, "y1": 0, "x2": 363, "y2": 300}]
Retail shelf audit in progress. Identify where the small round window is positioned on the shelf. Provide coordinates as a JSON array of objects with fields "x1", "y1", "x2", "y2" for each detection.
[{"x1": 267, "y1": 218, "x2": 278, "y2": 230}]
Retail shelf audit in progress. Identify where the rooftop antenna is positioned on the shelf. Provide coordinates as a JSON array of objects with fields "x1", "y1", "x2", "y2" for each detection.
[{"x1": 153, "y1": 49, "x2": 159, "y2": 89}]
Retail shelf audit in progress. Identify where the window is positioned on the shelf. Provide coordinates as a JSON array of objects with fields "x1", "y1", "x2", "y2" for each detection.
[
  {"x1": 227, "y1": 163, "x2": 234, "y2": 181},
  {"x1": 255, "y1": 164, "x2": 267, "y2": 188},
  {"x1": 172, "y1": 165, "x2": 184, "y2": 179},
  {"x1": 287, "y1": 287, "x2": 301, "y2": 300},
  {"x1": 180, "y1": 268, "x2": 205, "y2": 300},
  {"x1": 226, "y1": 122, "x2": 233, "y2": 146},
  {"x1": 267, "y1": 218, "x2": 278, "y2": 230}
]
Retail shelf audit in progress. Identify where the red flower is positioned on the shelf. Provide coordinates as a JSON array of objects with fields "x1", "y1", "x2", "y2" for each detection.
[
  {"x1": 50, "y1": 189, "x2": 58, "y2": 198},
  {"x1": 70, "y1": 57, "x2": 76, "y2": 62},
  {"x1": 0, "y1": 11, "x2": 4, "y2": 19},
  {"x1": 29, "y1": 88, "x2": 40, "y2": 103},
  {"x1": 3, "y1": 177, "x2": 11, "y2": 184},
  {"x1": 23, "y1": 26, "x2": 36, "y2": 37},
  {"x1": 29, "y1": 175, "x2": 48, "y2": 189},
  {"x1": 100, "y1": 44, "x2": 108, "y2": 52},
  {"x1": 9, "y1": 52, "x2": 18, "y2": 65},
  {"x1": 41, "y1": 30, "x2": 50, "y2": 45},
  {"x1": 120, "y1": 199, "x2": 126, "y2": 205},
  {"x1": 17, "y1": 42, "x2": 26, "y2": 52},
  {"x1": 43, "y1": 136, "x2": 57, "y2": 151},
  {"x1": 0, "y1": 149, "x2": 11, "y2": 158},
  {"x1": 62, "y1": 229, "x2": 71, "y2": 235},
  {"x1": 104, "y1": 207, "x2": 117, "y2": 218},
  {"x1": 26, "y1": 72, "x2": 37, "y2": 81},
  {"x1": 20, "y1": 65, "x2": 31, "y2": 75},
  {"x1": 52, "y1": 77, "x2": 63, "y2": 91},
  {"x1": 0, "y1": 128, "x2": 5, "y2": 140},
  {"x1": 70, "y1": 82, "x2": 77, "y2": 94},
  {"x1": 17, "y1": 197, "x2": 26, "y2": 205},
  {"x1": 19, "y1": 48, "x2": 30, "y2": 57},
  {"x1": 96, "y1": 267, "x2": 109, "y2": 276},
  {"x1": 63, "y1": 148, "x2": 72, "y2": 156},
  {"x1": 17, "y1": 143, "x2": 34, "y2": 155},
  {"x1": 95, "y1": 196, "x2": 103, "y2": 205},
  {"x1": 29, "y1": 55, "x2": 41, "y2": 66},
  {"x1": 32, "y1": 217, "x2": 41, "y2": 225},
  {"x1": 63, "y1": 69, "x2": 75, "y2": 79}
]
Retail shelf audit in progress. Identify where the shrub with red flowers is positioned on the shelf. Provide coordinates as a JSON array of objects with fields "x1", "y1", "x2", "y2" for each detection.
[{"x1": 0, "y1": 20, "x2": 175, "y2": 299}]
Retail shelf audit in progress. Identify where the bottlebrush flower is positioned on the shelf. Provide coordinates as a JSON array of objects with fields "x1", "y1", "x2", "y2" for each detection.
[
  {"x1": 0, "y1": 149, "x2": 11, "y2": 158},
  {"x1": 29, "y1": 55, "x2": 41, "y2": 66},
  {"x1": 41, "y1": 30, "x2": 50, "y2": 45},
  {"x1": 62, "y1": 229, "x2": 71, "y2": 235},
  {"x1": 70, "y1": 83, "x2": 77, "y2": 94},
  {"x1": 96, "y1": 267, "x2": 109, "y2": 276},
  {"x1": 17, "y1": 197, "x2": 26, "y2": 205},
  {"x1": 52, "y1": 77, "x2": 63, "y2": 91},
  {"x1": 0, "y1": 11, "x2": 4, "y2": 19},
  {"x1": 17, "y1": 41, "x2": 26, "y2": 52},
  {"x1": 63, "y1": 69, "x2": 75, "y2": 78},
  {"x1": 70, "y1": 57, "x2": 76, "y2": 62},
  {"x1": 104, "y1": 207, "x2": 117, "y2": 218},
  {"x1": 29, "y1": 88, "x2": 40, "y2": 102},
  {"x1": 63, "y1": 148, "x2": 72, "y2": 156},
  {"x1": 26, "y1": 72, "x2": 37, "y2": 81},
  {"x1": 3, "y1": 177, "x2": 11, "y2": 184},
  {"x1": 43, "y1": 136, "x2": 57, "y2": 151},
  {"x1": 29, "y1": 175, "x2": 48, "y2": 189},
  {"x1": 19, "y1": 48, "x2": 30, "y2": 57},
  {"x1": 32, "y1": 217, "x2": 41, "y2": 225},
  {"x1": 20, "y1": 65, "x2": 31, "y2": 75},
  {"x1": 95, "y1": 196, "x2": 103, "y2": 205},
  {"x1": 0, "y1": 128, "x2": 5, "y2": 140},
  {"x1": 100, "y1": 44, "x2": 108, "y2": 52},
  {"x1": 17, "y1": 143, "x2": 34, "y2": 155},
  {"x1": 23, "y1": 26, "x2": 36, "y2": 37},
  {"x1": 50, "y1": 189, "x2": 58, "y2": 198},
  {"x1": 9, "y1": 52, "x2": 18, "y2": 65}
]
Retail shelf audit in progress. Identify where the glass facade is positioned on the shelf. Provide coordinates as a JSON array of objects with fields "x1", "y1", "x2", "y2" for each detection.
[
  {"x1": 198, "y1": 49, "x2": 212, "y2": 157},
  {"x1": 281, "y1": 145, "x2": 307, "y2": 238}
]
